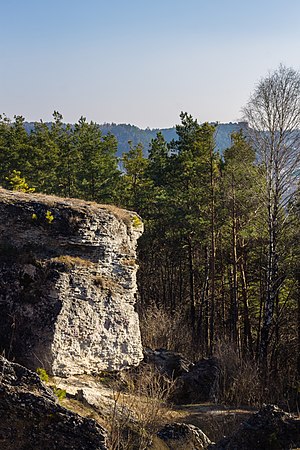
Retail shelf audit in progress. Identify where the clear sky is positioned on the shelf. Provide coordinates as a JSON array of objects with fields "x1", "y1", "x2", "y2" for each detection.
[{"x1": 1, "y1": 0, "x2": 300, "y2": 129}]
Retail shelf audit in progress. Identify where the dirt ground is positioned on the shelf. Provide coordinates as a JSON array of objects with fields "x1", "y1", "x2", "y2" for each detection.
[{"x1": 174, "y1": 403, "x2": 256, "y2": 442}]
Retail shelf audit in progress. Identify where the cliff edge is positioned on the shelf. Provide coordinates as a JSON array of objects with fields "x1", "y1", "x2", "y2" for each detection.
[{"x1": 0, "y1": 188, "x2": 143, "y2": 376}]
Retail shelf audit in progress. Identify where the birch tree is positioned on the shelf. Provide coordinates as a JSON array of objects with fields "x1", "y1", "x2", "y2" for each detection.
[{"x1": 243, "y1": 64, "x2": 300, "y2": 371}]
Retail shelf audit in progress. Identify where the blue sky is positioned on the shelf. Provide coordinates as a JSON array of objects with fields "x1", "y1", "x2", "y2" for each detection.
[{"x1": 1, "y1": 0, "x2": 300, "y2": 128}]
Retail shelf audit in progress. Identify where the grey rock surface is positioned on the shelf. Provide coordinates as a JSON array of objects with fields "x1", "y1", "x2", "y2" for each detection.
[
  {"x1": 157, "y1": 422, "x2": 212, "y2": 449},
  {"x1": 0, "y1": 356, "x2": 108, "y2": 450},
  {"x1": 52, "y1": 374, "x2": 117, "y2": 415},
  {"x1": 170, "y1": 357, "x2": 220, "y2": 405},
  {"x1": 209, "y1": 404, "x2": 300, "y2": 450},
  {"x1": 143, "y1": 347, "x2": 193, "y2": 379},
  {"x1": 0, "y1": 188, "x2": 143, "y2": 376}
]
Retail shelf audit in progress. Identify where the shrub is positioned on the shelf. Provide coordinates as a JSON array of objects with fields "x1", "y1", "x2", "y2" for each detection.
[
  {"x1": 139, "y1": 303, "x2": 194, "y2": 358},
  {"x1": 131, "y1": 215, "x2": 142, "y2": 228},
  {"x1": 107, "y1": 366, "x2": 175, "y2": 450},
  {"x1": 53, "y1": 387, "x2": 67, "y2": 401},
  {"x1": 214, "y1": 341, "x2": 263, "y2": 406},
  {"x1": 36, "y1": 367, "x2": 49, "y2": 383},
  {"x1": 45, "y1": 210, "x2": 54, "y2": 224},
  {"x1": 6, "y1": 170, "x2": 35, "y2": 193}
]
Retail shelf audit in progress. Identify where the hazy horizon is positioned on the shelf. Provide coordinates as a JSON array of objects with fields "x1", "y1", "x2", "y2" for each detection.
[
  {"x1": 14, "y1": 116, "x2": 248, "y2": 131},
  {"x1": 1, "y1": 0, "x2": 300, "y2": 129}
]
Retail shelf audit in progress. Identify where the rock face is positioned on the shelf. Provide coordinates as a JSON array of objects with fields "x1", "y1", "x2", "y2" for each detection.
[
  {"x1": 0, "y1": 356, "x2": 108, "y2": 450},
  {"x1": 143, "y1": 348, "x2": 192, "y2": 379},
  {"x1": 210, "y1": 404, "x2": 300, "y2": 450},
  {"x1": 170, "y1": 358, "x2": 220, "y2": 405},
  {"x1": 141, "y1": 350, "x2": 220, "y2": 405},
  {"x1": 0, "y1": 188, "x2": 143, "y2": 376},
  {"x1": 157, "y1": 422, "x2": 212, "y2": 450}
]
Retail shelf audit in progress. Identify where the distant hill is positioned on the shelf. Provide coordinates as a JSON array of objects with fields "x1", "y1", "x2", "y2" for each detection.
[
  {"x1": 98, "y1": 122, "x2": 249, "y2": 156},
  {"x1": 24, "y1": 121, "x2": 248, "y2": 157}
]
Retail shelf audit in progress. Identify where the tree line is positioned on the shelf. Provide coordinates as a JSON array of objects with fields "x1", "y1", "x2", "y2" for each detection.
[{"x1": 1, "y1": 65, "x2": 300, "y2": 403}]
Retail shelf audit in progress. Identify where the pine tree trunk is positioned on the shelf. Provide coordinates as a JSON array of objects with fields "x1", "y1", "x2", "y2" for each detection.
[
  {"x1": 239, "y1": 254, "x2": 253, "y2": 357},
  {"x1": 188, "y1": 239, "x2": 196, "y2": 332},
  {"x1": 209, "y1": 147, "x2": 216, "y2": 355},
  {"x1": 231, "y1": 181, "x2": 239, "y2": 346}
]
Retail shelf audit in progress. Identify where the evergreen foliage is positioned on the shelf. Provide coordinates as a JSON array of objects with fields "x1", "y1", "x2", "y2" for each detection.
[{"x1": 1, "y1": 82, "x2": 300, "y2": 404}]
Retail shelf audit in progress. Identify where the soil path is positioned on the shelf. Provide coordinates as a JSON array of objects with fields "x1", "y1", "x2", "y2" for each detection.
[{"x1": 175, "y1": 403, "x2": 256, "y2": 442}]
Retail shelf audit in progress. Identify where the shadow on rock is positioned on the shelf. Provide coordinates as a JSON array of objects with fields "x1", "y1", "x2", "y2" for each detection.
[
  {"x1": 209, "y1": 404, "x2": 300, "y2": 450},
  {"x1": 0, "y1": 356, "x2": 108, "y2": 450}
]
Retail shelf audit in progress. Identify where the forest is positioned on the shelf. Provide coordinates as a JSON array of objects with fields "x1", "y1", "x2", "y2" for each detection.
[{"x1": 1, "y1": 64, "x2": 300, "y2": 407}]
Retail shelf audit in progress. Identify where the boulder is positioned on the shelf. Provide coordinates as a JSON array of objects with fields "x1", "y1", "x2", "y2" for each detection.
[
  {"x1": 171, "y1": 358, "x2": 220, "y2": 404},
  {"x1": 210, "y1": 404, "x2": 300, "y2": 450},
  {"x1": 0, "y1": 188, "x2": 143, "y2": 376},
  {"x1": 157, "y1": 422, "x2": 213, "y2": 449},
  {"x1": 0, "y1": 356, "x2": 108, "y2": 450},
  {"x1": 143, "y1": 348, "x2": 193, "y2": 378}
]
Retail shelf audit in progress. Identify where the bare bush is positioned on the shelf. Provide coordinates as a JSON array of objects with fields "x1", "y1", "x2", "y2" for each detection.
[
  {"x1": 139, "y1": 303, "x2": 195, "y2": 358},
  {"x1": 214, "y1": 341, "x2": 263, "y2": 407},
  {"x1": 107, "y1": 365, "x2": 175, "y2": 450}
]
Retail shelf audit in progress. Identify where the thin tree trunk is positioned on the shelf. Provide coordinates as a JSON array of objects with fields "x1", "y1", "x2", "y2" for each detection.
[
  {"x1": 188, "y1": 239, "x2": 196, "y2": 333},
  {"x1": 256, "y1": 245, "x2": 265, "y2": 357},
  {"x1": 239, "y1": 254, "x2": 253, "y2": 357},
  {"x1": 209, "y1": 147, "x2": 216, "y2": 355},
  {"x1": 260, "y1": 170, "x2": 279, "y2": 375},
  {"x1": 198, "y1": 245, "x2": 209, "y2": 352},
  {"x1": 296, "y1": 274, "x2": 300, "y2": 383},
  {"x1": 231, "y1": 179, "x2": 239, "y2": 346}
]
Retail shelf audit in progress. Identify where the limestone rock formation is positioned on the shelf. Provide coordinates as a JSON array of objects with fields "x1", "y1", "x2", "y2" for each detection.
[
  {"x1": 0, "y1": 188, "x2": 143, "y2": 376},
  {"x1": 0, "y1": 356, "x2": 108, "y2": 450}
]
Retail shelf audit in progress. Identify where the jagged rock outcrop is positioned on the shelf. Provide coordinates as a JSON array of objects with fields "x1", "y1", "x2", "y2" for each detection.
[
  {"x1": 0, "y1": 188, "x2": 143, "y2": 376},
  {"x1": 0, "y1": 356, "x2": 108, "y2": 450},
  {"x1": 209, "y1": 404, "x2": 300, "y2": 450}
]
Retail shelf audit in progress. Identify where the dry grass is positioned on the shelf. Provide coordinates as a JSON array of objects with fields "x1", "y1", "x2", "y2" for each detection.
[
  {"x1": 55, "y1": 369, "x2": 177, "y2": 450},
  {"x1": 0, "y1": 187, "x2": 134, "y2": 227},
  {"x1": 35, "y1": 362, "x2": 176, "y2": 449},
  {"x1": 139, "y1": 305, "x2": 266, "y2": 408},
  {"x1": 93, "y1": 275, "x2": 120, "y2": 291},
  {"x1": 50, "y1": 255, "x2": 94, "y2": 268},
  {"x1": 104, "y1": 205, "x2": 133, "y2": 228},
  {"x1": 61, "y1": 398, "x2": 109, "y2": 429},
  {"x1": 107, "y1": 366, "x2": 176, "y2": 450},
  {"x1": 120, "y1": 258, "x2": 136, "y2": 267},
  {"x1": 177, "y1": 403, "x2": 254, "y2": 443},
  {"x1": 42, "y1": 373, "x2": 254, "y2": 448}
]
